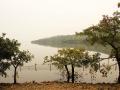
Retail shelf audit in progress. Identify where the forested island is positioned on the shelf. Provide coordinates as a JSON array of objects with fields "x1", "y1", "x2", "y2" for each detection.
[{"x1": 31, "y1": 35, "x2": 111, "y2": 54}]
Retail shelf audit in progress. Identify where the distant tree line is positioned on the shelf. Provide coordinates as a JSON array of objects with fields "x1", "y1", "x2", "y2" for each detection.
[{"x1": 32, "y1": 35, "x2": 111, "y2": 54}]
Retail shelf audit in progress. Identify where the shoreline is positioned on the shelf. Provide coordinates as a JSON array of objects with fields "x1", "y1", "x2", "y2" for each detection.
[{"x1": 0, "y1": 81, "x2": 120, "y2": 90}]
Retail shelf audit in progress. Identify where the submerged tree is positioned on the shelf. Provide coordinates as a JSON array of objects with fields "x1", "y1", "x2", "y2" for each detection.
[{"x1": 76, "y1": 11, "x2": 120, "y2": 83}]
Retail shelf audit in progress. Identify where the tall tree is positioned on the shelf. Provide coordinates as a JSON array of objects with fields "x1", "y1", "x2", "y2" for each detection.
[{"x1": 76, "y1": 11, "x2": 120, "y2": 83}]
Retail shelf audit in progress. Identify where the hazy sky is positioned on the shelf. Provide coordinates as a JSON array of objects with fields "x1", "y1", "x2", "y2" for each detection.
[{"x1": 0, "y1": 0, "x2": 119, "y2": 42}]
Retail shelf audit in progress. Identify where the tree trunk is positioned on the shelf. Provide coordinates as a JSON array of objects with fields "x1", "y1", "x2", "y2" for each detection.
[
  {"x1": 115, "y1": 50, "x2": 120, "y2": 83},
  {"x1": 117, "y1": 61, "x2": 120, "y2": 83},
  {"x1": 64, "y1": 65, "x2": 70, "y2": 83},
  {"x1": 14, "y1": 67, "x2": 17, "y2": 84},
  {"x1": 71, "y1": 65, "x2": 74, "y2": 83}
]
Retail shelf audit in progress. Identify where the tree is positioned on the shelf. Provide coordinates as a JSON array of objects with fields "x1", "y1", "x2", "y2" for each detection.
[
  {"x1": 44, "y1": 54, "x2": 71, "y2": 83},
  {"x1": 76, "y1": 11, "x2": 120, "y2": 83},
  {"x1": 0, "y1": 33, "x2": 20, "y2": 77},
  {"x1": 58, "y1": 48, "x2": 86, "y2": 83},
  {"x1": 0, "y1": 33, "x2": 34, "y2": 84},
  {"x1": 10, "y1": 50, "x2": 34, "y2": 84},
  {"x1": 44, "y1": 48, "x2": 101, "y2": 83}
]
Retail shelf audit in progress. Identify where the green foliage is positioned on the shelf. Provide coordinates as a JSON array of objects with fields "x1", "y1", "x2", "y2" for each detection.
[
  {"x1": 0, "y1": 62, "x2": 10, "y2": 77},
  {"x1": 44, "y1": 48, "x2": 86, "y2": 68},
  {"x1": 11, "y1": 50, "x2": 34, "y2": 68},
  {"x1": 77, "y1": 12, "x2": 120, "y2": 53},
  {"x1": 0, "y1": 33, "x2": 34, "y2": 81},
  {"x1": 76, "y1": 10, "x2": 120, "y2": 82},
  {"x1": 77, "y1": 11, "x2": 120, "y2": 57},
  {"x1": 11, "y1": 50, "x2": 34, "y2": 84},
  {"x1": 44, "y1": 48, "x2": 101, "y2": 82},
  {"x1": 0, "y1": 33, "x2": 20, "y2": 76},
  {"x1": 0, "y1": 33, "x2": 20, "y2": 60},
  {"x1": 32, "y1": 35, "x2": 111, "y2": 54}
]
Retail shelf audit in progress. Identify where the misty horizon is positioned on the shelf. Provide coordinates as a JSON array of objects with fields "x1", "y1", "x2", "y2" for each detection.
[{"x1": 0, "y1": 0, "x2": 119, "y2": 43}]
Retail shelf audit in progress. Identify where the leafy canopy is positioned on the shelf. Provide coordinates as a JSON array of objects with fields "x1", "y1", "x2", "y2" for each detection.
[
  {"x1": 44, "y1": 48, "x2": 101, "y2": 72},
  {"x1": 0, "y1": 33, "x2": 20, "y2": 76},
  {"x1": 77, "y1": 11, "x2": 120, "y2": 57}
]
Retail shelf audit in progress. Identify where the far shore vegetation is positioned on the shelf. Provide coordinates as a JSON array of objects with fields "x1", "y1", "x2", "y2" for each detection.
[{"x1": 31, "y1": 35, "x2": 111, "y2": 54}]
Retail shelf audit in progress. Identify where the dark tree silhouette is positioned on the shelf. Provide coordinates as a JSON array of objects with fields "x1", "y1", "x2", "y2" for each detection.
[
  {"x1": 0, "y1": 33, "x2": 20, "y2": 77},
  {"x1": 0, "y1": 33, "x2": 34, "y2": 84}
]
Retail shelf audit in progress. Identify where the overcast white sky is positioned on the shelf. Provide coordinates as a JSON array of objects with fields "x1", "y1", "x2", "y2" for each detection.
[{"x1": 0, "y1": 0, "x2": 119, "y2": 42}]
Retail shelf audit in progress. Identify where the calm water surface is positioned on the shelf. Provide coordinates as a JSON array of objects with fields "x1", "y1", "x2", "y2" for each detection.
[{"x1": 0, "y1": 41, "x2": 118, "y2": 83}]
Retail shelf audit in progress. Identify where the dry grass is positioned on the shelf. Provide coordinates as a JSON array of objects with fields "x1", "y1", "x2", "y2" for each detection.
[{"x1": 0, "y1": 82, "x2": 120, "y2": 90}]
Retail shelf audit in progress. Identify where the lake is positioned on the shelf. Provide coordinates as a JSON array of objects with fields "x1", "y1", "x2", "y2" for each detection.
[{"x1": 0, "y1": 41, "x2": 119, "y2": 83}]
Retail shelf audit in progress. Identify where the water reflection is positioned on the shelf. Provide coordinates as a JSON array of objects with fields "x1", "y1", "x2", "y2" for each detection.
[{"x1": 0, "y1": 42, "x2": 118, "y2": 83}]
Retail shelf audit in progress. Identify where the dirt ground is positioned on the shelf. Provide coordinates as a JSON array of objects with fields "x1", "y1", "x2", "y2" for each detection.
[{"x1": 0, "y1": 82, "x2": 120, "y2": 90}]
